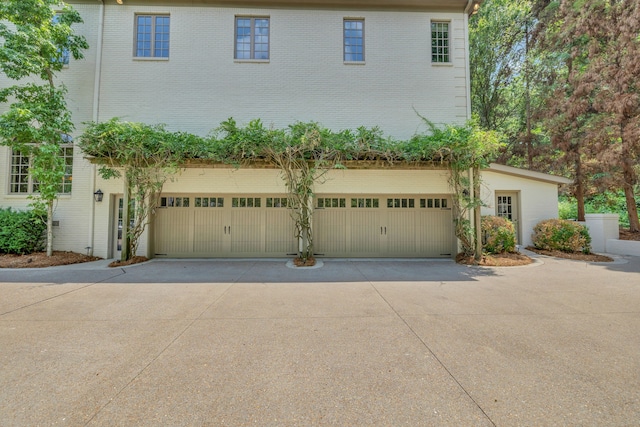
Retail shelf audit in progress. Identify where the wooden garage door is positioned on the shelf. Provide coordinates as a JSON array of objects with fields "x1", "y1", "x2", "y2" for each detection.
[
  {"x1": 154, "y1": 195, "x2": 297, "y2": 257},
  {"x1": 314, "y1": 195, "x2": 454, "y2": 257}
]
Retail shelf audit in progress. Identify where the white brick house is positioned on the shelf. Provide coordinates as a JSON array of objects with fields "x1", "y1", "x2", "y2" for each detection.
[{"x1": 0, "y1": 0, "x2": 570, "y2": 259}]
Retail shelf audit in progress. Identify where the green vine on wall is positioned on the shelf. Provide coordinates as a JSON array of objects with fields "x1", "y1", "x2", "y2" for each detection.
[{"x1": 80, "y1": 117, "x2": 503, "y2": 260}]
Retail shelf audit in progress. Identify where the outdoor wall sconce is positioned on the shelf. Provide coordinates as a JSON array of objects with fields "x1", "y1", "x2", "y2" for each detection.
[{"x1": 94, "y1": 189, "x2": 104, "y2": 203}]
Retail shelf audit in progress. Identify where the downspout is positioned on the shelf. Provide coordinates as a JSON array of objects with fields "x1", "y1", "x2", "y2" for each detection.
[{"x1": 88, "y1": 0, "x2": 105, "y2": 256}]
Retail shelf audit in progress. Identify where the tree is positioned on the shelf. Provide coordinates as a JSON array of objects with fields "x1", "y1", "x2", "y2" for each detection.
[
  {"x1": 470, "y1": 0, "x2": 531, "y2": 131},
  {"x1": 265, "y1": 123, "x2": 342, "y2": 264},
  {"x1": 469, "y1": 0, "x2": 556, "y2": 172},
  {"x1": 582, "y1": 0, "x2": 640, "y2": 231},
  {"x1": 535, "y1": 0, "x2": 640, "y2": 230},
  {"x1": 0, "y1": 0, "x2": 88, "y2": 255}
]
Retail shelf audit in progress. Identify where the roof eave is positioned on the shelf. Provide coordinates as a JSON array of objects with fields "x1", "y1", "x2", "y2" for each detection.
[{"x1": 485, "y1": 163, "x2": 574, "y2": 185}]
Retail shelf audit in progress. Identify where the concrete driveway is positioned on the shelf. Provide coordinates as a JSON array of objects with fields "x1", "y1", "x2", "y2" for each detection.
[{"x1": 1, "y1": 253, "x2": 639, "y2": 426}]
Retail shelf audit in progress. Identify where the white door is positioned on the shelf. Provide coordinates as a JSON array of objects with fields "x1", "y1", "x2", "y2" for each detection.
[
  {"x1": 112, "y1": 196, "x2": 136, "y2": 259},
  {"x1": 113, "y1": 197, "x2": 124, "y2": 259},
  {"x1": 496, "y1": 192, "x2": 520, "y2": 243}
]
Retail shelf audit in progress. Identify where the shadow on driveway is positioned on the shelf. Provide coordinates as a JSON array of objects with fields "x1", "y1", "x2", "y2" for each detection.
[{"x1": 0, "y1": 258, "x2": 501, "y2": 284}]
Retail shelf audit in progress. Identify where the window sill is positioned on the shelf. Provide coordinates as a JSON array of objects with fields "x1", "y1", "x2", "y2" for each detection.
[
  {"x1": 234, "y1": 59, "x2": 270, "y2": 64},
  {"x1": 133, "y1": 57, "x2": 170, "y2": 61},
  {"x1": 344, "y1": 61, "x2": 365, "y2": 66},
  {"x1": 431, "y1": 62, "x2": 454, "y2": 67}
]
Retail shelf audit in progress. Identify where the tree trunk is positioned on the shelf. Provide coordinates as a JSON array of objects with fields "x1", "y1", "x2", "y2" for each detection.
[
  {"x1": 121, "y1": 171, "x2": 131, "y2": 261},
  {"x1": 46, "y1": 201, "x2": 54, "y2": 257},
  {"x1": 575, "y1": 153, "x2": 586, "y2": 222},
  {"x1": 299, "y1": 199, "x2": 313, "y2": 261},
  {"x1": 473, "y1": 166, "x2": 482, "y2": 261},
  {"x1": 622, "y1": 160, "x2": 640, "y2": 232}
]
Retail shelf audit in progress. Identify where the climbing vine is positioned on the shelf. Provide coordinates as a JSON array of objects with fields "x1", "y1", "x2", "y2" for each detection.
[
  {"x1": 80, "y1": 117, "x2": 502, "y2": 261},
  {"x1": 80, "y1": 119, "x2": 199, "y2": 260}
]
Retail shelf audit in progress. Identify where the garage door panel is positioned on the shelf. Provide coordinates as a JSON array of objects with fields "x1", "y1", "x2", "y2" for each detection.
[
  {"x1": 315, "y1": 194, "x2": 453, "y2": 258},
  {"x1": 265, "y1": 210, "x2": 297, "y2": 254},
  {"x1": 154, "y1": 193, "x2": 453, "y2": 258},
  {"x1": 231, "y1": 210, "x2": 263, "y2": 253},
  {"x1": 349, "y1": 210, "x2": 380, "y2": 254},
  {"x1": 315, "y1": 210, "x2": 347, "y2": 254},
  {"x1": 387, "y1": 211, "x2": 416, "y2": 255},
  {"x1": 155, "y1": 194, "x2": 296, "y2": 258},
  {"x1": 416, "y1": 210, "x2": 453, "y2": 256},
  {"x1": 155, "y1": 209, "x2": 194, "y2": 254},
  {"x1": 193, "y1": 210, "x2": 227, "y2": 253}
]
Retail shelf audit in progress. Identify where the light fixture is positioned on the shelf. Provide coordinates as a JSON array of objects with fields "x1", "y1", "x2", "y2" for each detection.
[
  {"x1": 116, "y1": 0, "x2": 123, "y2": 4},
  {"x1": 94, "y1": 189, "x2": 104, "y2": 203},
  {"x1": 472, "y1": 2, "x2": 480, "y2": 14}
]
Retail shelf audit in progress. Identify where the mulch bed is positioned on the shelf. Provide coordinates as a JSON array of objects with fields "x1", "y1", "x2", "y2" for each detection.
[
  {"x1": 293, "y1": 256, "x2": 316, "y2": 267},
  {"x1": 0, "y1": 251, "x2": 101, "y2": 268},
  {"x1": 525, "y1": 247, "x2": 614, "y2": 262},
  {"x1": 456, "y1": 252, "x2": 533, "y2": 267},
  {"x1": 108, "y1": 256, "x2": 149, "y2": 267},
  {"x1": 619, "y1": 228, "x2": 640, "y2": 241}
]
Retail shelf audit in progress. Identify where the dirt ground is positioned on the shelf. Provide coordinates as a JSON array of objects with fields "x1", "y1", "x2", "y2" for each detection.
[
  {"x1": 619, "y1": 228, "x2": 640, "y2": 241},
  {"x1": 1, "y1": 228, "x2": 637, "y2": 268},
  {"x1": 0, "y1": 251, "x2": 101, "y2": 268}
]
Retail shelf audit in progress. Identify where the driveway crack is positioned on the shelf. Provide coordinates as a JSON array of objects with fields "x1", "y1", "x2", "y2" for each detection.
[{"x1": 353, "y1": 263, "x2": 497, "y2": 427}]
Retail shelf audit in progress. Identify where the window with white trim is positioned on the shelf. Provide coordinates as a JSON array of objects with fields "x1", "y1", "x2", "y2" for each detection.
[
  {"x1": 344, "y1": 19, "x2": 364, "y2": 62},
  {"x1": 135, "y1": 15, "x2": 170, "y2": 58},
  {"x1": 235, "y1": 17, "x2": 270, "y2": 60},
  {"x1": 431, "y1": 21, "x2": 450, "y2": 63},
  {"x1": 9, "y1": 146, "x2": 73, "y2": 194}
]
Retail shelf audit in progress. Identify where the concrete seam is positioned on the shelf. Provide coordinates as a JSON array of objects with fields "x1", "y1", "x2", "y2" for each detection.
[
  {"x1": 82, "y1": 262, "x2": 256, "y2": 426},
  {"x1": 0, "y1": 270, "x2": 127, "y2": 317},
  {"x1": 352, "y1": 262, "x2": 497, "y2": 427}
]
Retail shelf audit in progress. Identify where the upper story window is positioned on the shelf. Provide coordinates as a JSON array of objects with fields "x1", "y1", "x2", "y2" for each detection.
[
  {"x1": 344, "y1": 19, "x2": 364, "y2": 62},
  {"x1": 235, "y1": 17, "x2": 270, "y2": 60},
  {"x1": 52, "y1": 13, "x2": 70, "y2": 65},
  {"x1": 431, "y1": 21, "x2": 450, "y2": 63},
  {"x1": 10, "y1": 146, "x2": 73, "y2": 195},
  {"x1": 135, "y1": 15, "x2": 170, "y2": 58}
]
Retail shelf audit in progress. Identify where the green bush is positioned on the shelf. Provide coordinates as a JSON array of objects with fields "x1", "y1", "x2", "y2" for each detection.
[
  {"x1": 0, "y1": 208, "x2": 46, "y2": 254},
  {"x1": 558, "y1": 192, "x2": 639, "y2": 229},
  {"x1": 481, "y1": 216, "x2": 516, "y2": 254},
  {"x1": 532, "y1": 219, "x2": 592, "y2": 254}
]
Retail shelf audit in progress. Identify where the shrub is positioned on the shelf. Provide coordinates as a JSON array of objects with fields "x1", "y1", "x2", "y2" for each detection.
[
  {"x1": 0, "y1": 208, "x2": 46, "y2": 255},
  {"x1": 532, "y1": 219, "x2": 592, "y2": 254},
  {"x1": 481, "y1": 216, "x2": 516, "y2": 254}
]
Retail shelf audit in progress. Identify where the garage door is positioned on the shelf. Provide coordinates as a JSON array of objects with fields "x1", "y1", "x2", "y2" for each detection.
[
  {"x1": 314, "y1": 195, "x2": 454, "y2": 257},
  {"x1": 154, "y1": 195, "x2": 297, "y2": 257}
]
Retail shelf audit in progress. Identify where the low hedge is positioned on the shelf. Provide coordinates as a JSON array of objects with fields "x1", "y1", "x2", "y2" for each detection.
[
  {"x1": 0, "y1": 208, "x2": 46, "y2": 255},
  {"x1": 532, "y1": 219, "x2": 591, "y2": 254},
  {"x1": 481, "y1": 215, "x2": 516, "y2": 254}
]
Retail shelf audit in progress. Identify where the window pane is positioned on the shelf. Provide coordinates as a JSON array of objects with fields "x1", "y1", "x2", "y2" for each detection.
[
  {"x1": 344, "y1": 19, "x2": 364, "y2": 61},
  {"x1": 431, "y1": 22, "x2": 449, "y2": 63},
  {"x1": 236, "y1": 17, "x2": 269, "y2": 60},
  {"x1": 136, "y1": 16, "x2": 152, "y2": 57},
  {"x1": 135, "y1": 15, "x2": 169, "y2": 58}
]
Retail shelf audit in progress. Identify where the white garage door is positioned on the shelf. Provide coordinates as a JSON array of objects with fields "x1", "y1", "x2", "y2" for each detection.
[
  {"x1": 154, "y1": 195, "x2": 297, "y2": 257},
  {"x1": 314, "y1": 195, "x2": 454, "y2": 257}
]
